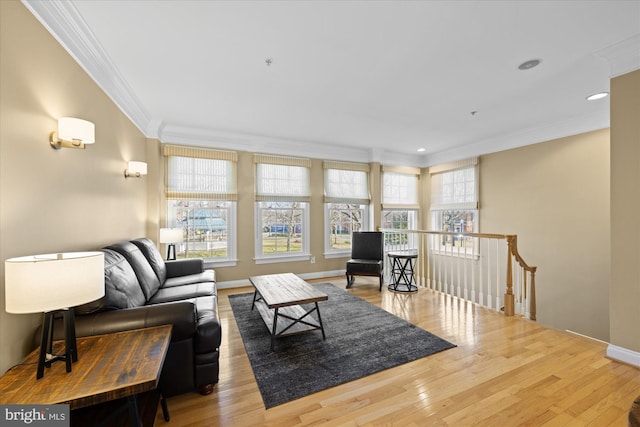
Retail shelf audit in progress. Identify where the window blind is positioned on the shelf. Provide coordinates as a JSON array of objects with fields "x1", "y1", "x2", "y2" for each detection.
[
  {"x1": 323, "y1": 161, "x2": 370, "y2": 204},
  {"x1": 164, "y1": 145, "x2": 237, "y2": 201},
  {"x1": 382, "y1": 166, "x2": 420, "y2": 209},
  {"x1": 254, "y1": 154, "x2": 311, "y2": 202},
  {"x1": 430, "y1": 157, "x2": 478, "y2": 210}
]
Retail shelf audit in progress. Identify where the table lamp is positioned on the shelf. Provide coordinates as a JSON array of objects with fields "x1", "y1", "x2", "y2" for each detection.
[
  {"x1": 159, "y1": 228, "x2": 184, "y2": 260},
  {"x1": 5, "y1": 252, "x2": 105, "y2": 379}
]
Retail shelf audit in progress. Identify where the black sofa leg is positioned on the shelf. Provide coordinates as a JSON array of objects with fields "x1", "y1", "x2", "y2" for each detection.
[{"x1": 198, "y1": 384, "x2": 214, "y2": 395}]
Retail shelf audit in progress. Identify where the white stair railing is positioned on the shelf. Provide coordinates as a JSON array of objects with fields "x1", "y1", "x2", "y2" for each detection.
[{"x1": 379, "y1": 229, "x2": 537, "y2": 320}]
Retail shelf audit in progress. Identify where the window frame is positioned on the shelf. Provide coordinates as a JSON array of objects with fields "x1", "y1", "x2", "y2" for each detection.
[
  {"x1": 254, "y1": 201, "x2": 310, "y2": 264},
  {"x1": 164, "y1": 145, "x2": 238, "y2": 267},
  {"x1": 253, "y1": 155, "x2": 312, "y2": 264},
  {"x1": 324, "y1": 202, "x2": 370, "y2": 258},
  {"x1": 166, "y1": 200, "x2": 237, "y2": 268},
  {"x1": 322, "y1": 161, "x2": 371, "y2": 258},
  {"x1": 429, "y1": 158, "x2": 479, "y2": 256},
  {"x1": 381, "y1": 209, "x2": 419, "y2": 250}
]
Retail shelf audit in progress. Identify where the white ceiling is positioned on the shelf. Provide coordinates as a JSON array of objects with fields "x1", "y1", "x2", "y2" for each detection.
[{"x1": 24, "y1": 0, "x2": 640, "y2": 167}]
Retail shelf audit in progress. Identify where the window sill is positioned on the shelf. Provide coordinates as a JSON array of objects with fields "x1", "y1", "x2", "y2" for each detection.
[
  {"x1": 323, "y1": 251, "x2": 350, "y2": 259},
  {"x1": 254, "y1": 254, "x2": 311, "y2": 265}
]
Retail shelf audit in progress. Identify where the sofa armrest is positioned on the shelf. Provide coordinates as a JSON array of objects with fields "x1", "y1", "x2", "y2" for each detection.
[
  {"x1": 74, "y1": 301, "x2": 196, "y2": 342},
  {"x1": 36, "y1": 302, "x2": 197, "y2": 348},
  {"x1": 165, "y1": 258, "x2": 204, "y2": 278}
]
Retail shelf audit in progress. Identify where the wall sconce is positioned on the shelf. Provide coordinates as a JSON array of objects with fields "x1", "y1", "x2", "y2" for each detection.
[
  {"x1": 50, "y1": 117, "x2": 95, "y2": 150},
  {"x1": 124, "y1": 161, "x2": 147, "y2": 178}
]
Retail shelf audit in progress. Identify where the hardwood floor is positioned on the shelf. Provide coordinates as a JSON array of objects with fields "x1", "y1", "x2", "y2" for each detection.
[{"x1": 159, "y1": 277, "x2": 640, "y2": 426}]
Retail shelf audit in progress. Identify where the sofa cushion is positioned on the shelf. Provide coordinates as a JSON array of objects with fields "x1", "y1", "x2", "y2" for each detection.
[
  {"x1": 100, "y1": 249, "x2": 146, "y2": 309},
  {"x1": 147, "y1": 282, "x2": 216, "y2": 304},
  {"x1": 106, "y1": 241, "x2": 162, "y2": 301},
  {"x1": 131, "y1": 237, "x2": 167, "y2": 284},
  {"x1": 166, "y1": 259, "x2": 206, "y2": 279},
  {"x1": 346, "y1": 259, "x2": 383, "y2": 275}
]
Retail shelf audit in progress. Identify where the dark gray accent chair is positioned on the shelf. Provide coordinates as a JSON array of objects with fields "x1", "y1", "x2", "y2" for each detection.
[{"x1": 346, "y1": 231, "x2": 384, "y2": 291}]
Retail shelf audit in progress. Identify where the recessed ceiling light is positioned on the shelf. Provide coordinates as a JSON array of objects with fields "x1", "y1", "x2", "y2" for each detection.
[
  {"x1": 586, "y1": 92, "x2": 609, "y2": 101},
  {"x1": 417, "y1": 148, "x2": 426, "y2": 152},
  {"x1": 518, "y1": 59, "x2": 541, "y2": 70}
]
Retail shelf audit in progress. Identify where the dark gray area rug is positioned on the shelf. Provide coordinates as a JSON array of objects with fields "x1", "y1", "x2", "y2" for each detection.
[{"x1": 229, "y1": 282, "x2": 456, "y2": 408}]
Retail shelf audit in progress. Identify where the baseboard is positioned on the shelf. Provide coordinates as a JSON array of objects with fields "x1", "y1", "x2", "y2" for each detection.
[
  {"x1": 216, "y1": 269, "x2": 346, "y2": 289},
  {"x1": 606, "y1": 344, "x2": 640, "y2": 368}
]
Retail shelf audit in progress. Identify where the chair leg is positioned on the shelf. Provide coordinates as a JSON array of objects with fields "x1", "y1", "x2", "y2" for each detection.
[
  {"x1": 379, "y1": 274, "x2": 383, "y2": 291},
  {"x1": 346, "y1": 273, "x2": 352, "y2": 288}
]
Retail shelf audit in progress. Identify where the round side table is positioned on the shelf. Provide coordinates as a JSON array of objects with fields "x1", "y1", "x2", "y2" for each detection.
[{"x1": 387, "y1": 250, "x2": 418, "y2": 293}]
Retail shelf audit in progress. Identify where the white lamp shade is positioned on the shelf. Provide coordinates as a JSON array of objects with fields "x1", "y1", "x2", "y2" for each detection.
[
  {"x1": 127, "y1": 161, "x2": 147, "y2": 175},
  {"x1": 5, "y1": 252, "x2": 105, "y2": 314},
  {"x1": 159, "y1": 228, "x2": 184, "y2": 244},
  {"x1": 58, "y1": 117, "x2": 95, "y2": 144}
]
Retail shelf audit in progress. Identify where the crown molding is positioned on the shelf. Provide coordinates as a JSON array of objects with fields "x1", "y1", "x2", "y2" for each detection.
[
  {"x1": 423, "y1": 110, "x2": 609, "y2": 167},
  {"x1": 21, "y1": 0, "x2": 152, "y2": 135},
  {"x1": 159, "y1": 123, "x2": 426, "y2": 167},
  {"x1": 22, "y1": 0, "x2": 633, "y2": 168},
  {"x1": 595, "y1": 33, "x2": 640, "y2": 78}
]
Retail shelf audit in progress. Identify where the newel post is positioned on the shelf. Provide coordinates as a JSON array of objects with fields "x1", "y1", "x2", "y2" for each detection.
[{"x1": 504, "y1": 235, "x2": 515, "y2": 316}]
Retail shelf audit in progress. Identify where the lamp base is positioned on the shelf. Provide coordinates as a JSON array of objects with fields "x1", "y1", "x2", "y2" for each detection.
[
  {"x1": 37, "y1": 308, "x2": 78, "y2": 379},
  {"x1": 166, "y1": 244, "x2": 176, "y2": 261}
]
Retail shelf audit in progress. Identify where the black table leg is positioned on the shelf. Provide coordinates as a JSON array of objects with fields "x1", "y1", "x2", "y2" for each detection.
[
  {"x1": 127, "y1": 395, "x2": 142, "y2": 427},
  {"x1": 160, "y1": 392, "x2": 170, "y2": 422}
]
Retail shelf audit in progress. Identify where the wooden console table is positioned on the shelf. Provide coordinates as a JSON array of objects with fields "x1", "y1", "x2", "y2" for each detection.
[
  {"x1": 0, "y1": 325, "x2": 172, "y2": 426},
  {"x1": 250, "y1": 273, "x2": 328, "y2": 351}
]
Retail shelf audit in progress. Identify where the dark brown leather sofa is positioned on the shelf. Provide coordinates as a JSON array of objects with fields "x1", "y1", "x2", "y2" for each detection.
[{"x1": 48, "y1": 237, "x2": 221, "y2": 397}]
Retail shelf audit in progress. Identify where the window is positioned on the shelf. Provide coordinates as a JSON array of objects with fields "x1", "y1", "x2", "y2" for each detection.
[
  {"x1": 164, "y1": 145, "x2": 237, "y2": 266},
  {"x1": 254, "y1": 155, "x2": 311, "y2": 263},
  {"x1": 323, "y1": 161, "x2": 370, "y2": 256},
  {"x1": 430, "y1": 158, "x2": 479, "y2": 252},
  {"x1": 381, "y1": 209, "x2": 418, "y2": 247},
  {"x1": 167, "y1": 200, "x2": 235, "y2": 261},
  {"x1": 381, "y1": 166, "x2": 420, "y2": 249}
]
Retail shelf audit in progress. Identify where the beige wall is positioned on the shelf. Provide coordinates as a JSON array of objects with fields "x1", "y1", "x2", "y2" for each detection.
[
  {"x1": 1, "y1": 0, "x2": 630, "y2": 375},
  {"x1": 610, "y1": 69, "x2": 640, "y2": 353},
  {"x1": 0, "y1": 1, "x2": 148, "y2": 373},
  {"x1": 480, "y1": 129, "x2": 611, "y2": 341}
]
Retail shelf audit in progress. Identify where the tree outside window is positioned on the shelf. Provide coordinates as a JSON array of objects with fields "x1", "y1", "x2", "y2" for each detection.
[
  {"x1": 167, "y1": 200, "x2": 232, "y2": 259},
  {"x1": 258, "y1": 202, "x2": 305, "y2": 255},
  {"x1": 327, "y1": 203, "x2": 365, "y2": 251}
]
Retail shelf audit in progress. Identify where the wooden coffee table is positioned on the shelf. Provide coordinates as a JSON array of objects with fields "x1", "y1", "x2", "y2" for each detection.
[
  {"x1": 0, "y1": 325, "x2": 172, "y2": 426},
  {"x1": 249, "y1": 273, "x2": 328, "y2": 351}
]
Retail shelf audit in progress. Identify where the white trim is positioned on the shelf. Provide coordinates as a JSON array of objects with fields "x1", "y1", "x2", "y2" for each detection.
[
  {"x1": 606, "y1": 344, "x2": 640, "y2": 368},
  {"x1": 160, "y1": 123, "x2": 426, "y2": 168},
  {"x1": 25, "y1": 0, "x2": 638, "y2": 168},
  {"x1": 254, "y1": 254, "x2": 310, "y2": 265},
  {"x1": 595, "y1": 34, "x2": 640, "y2": 78},
  {"x1": 323, "y1": 203, "x2": 369, "y2": 257},
  {"x1": 324, "y1": 251, "x2": 350, "y2": 259},
  {"x1": 216, "y1": 269, "x2": 346, "y2": 289},
  {"x1": 422, "y1": 112, "x2": 609, "y2": 168},
  {"x1": 22, "y1": 0, "x2": 152, "y2": 136},
  {"x1": 254, "y1": 201, "x2": 310, "y2": 261}
]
